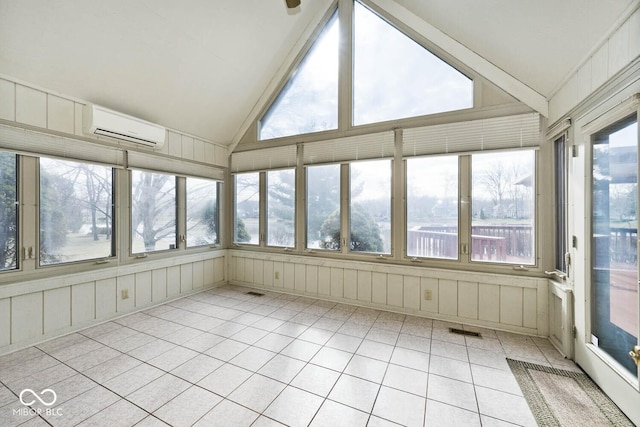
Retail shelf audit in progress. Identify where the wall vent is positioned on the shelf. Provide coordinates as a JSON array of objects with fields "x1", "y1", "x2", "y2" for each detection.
[
  {"x1": 247, "y1": 291, "x2": 264, "y2": 297},
  {"x1": 449, "y1": 328, "x2": 481, "y2": 338}
]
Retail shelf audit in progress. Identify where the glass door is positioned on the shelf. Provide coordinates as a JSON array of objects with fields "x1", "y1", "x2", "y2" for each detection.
[{"x1": 591, "y1": 115, "x2": 639, "y2": 377}]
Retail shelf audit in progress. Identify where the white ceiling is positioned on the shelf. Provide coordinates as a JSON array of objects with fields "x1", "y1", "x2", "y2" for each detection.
[
  {"x1": 0, "y1": 0, "x2": 635, "y2": 145},
  {"x1": 394, "y1": 0, "x2": 635, "y2": 96}
]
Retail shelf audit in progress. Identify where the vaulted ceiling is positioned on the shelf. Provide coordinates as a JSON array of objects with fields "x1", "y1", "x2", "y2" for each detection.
[{"x1": 0, "y1": 0, "x2": 635, "y2": 145}]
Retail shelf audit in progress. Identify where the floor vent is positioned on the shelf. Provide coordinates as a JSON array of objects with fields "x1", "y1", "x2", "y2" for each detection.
[
  {"x1": 247, "y1": 291, "x2": 265, "y2": 297},
  {"x1": 449, "y1": 328, "x2": 481, "y2": 338}
]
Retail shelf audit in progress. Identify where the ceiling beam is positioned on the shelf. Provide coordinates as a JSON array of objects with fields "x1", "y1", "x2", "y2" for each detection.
[{"x1": 369, "y1": 0, "x2": 548, "y2": 117}]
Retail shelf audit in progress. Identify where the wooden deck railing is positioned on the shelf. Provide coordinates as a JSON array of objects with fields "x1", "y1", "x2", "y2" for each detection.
[
  {"x1": 407, "y1": 225, "x2": 532, "y2": 261},
  {"x1": 408, "y1": 225, "x2": 637, "y2": 264}
]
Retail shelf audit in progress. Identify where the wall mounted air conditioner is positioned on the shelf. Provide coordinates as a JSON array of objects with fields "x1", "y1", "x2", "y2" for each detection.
[{"x1": 83, "y1": 104, "x2": 166, "y2": 149}]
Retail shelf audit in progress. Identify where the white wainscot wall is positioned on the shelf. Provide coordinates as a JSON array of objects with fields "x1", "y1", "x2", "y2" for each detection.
[
  {"x1": 0, "y1": 252, "x2": 226, "y2": 355},
  {"x1": 229, "y1": 250, "x2": 549, "y2": 336},
  {"x1": 548, "y1": 279, "x2": 574, "y2": 358},
  {"x1": 0, "y1": 76, "x2": 228, "y2": 167},
  {"x1": 549, "y1": 6, "x2": 640, "y2": 122}
]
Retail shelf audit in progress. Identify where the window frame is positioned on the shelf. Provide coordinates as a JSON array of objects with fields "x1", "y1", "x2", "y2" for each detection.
[
  {"x1": 37, "y1": 156, "x2": 117, "y2": 267},
  {"x1": 233, "y1": 172, "x2": 262, "y2": 246},
  {"x1": 0, "y1": 147, "x2": 224, "y2": 285},
  {"x1": 348, "y1": 158, "x2": 393, "y2": 255},
  {"x1": 469, "y1": 149, "x2": 538, "y2": 267},
  {"x1": 130, "y1": 169, "x2": 178, "y2": 256},
  {"x1": 352, "y1": 0, "x2": 473, "y2": 126},
  {"x1": 305, "y1": 163, "x2": 342, "y2": 252},
  {"x1": 266, "y1": 168, "x2": 296, "y2": 248},
  {"x1": 404, "y1": 154, "x2": 460, "y2": 261},
  {"x1": 0, "y1": 151, "x2": 19, "y2": 273},
  {"x1": 186, "y1": 177, "x2": 221, "y2": 249},
  {"x1": 554, "y1": 133, "x2": 569, "y2": 276},
  {"x1": 232, "y1": 143, "x2": 542, "y2": 274},
  {"x1": 253, "y1": 0, "x2": 477, "y2": 145},
  {"x1": 258, "y1": 10, "x2": 340, "y2": 141}
]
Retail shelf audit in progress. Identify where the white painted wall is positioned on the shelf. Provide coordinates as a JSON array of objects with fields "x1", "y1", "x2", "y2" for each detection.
[
  {"x1": 0, "y1": 253, "x2": 226, "y2": 355},
  {"x1": 0, "y1": 75, "x2": 229, "y2": 355},
  {"x1": 229, "y1": 250, "x2": 549, "y2": 336},
  {"x1": 549, "y1": 5, "x2": 640, "y2": 123},
  {"x1": 0, "y1": 76, "x2": 228, "y2": 167}
]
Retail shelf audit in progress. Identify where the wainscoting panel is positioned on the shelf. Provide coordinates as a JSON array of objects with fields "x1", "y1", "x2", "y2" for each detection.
[
  {"x1": 0, "y1": 252, "x2": 226, "y2": 355},
  {"x1": 549, "y1": 6, "x2": 640, "y2": 121},
  {"x1": 230, "y1": 251, "x2": 549, "y2": 336},
  {"x1": 0, "y1": 76, "x2": 228, "y2": 168}
]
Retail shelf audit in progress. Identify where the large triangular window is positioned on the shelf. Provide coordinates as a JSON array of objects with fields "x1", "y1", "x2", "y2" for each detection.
[
  {"x1": 258, "y1": 1, "x2": 473, "y2": 141},
  {"x1": 353, "y1": 2, "x2": 473, "y2": 125},
  {"x1": 259, "y1": 12, "x2": 339, "y2": 140}
]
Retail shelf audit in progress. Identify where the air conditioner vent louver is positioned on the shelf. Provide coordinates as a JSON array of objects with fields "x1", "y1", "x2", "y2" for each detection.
[{"x1": 83, "y1": 104, "x2": 166, "y2": 149}]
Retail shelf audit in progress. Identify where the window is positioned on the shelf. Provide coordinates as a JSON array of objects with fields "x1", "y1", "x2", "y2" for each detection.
[
  {"x1": 350, "y1": 159, "x2": 391, "y2": 253},
  {"x1": 259, "y1": 1, "x2": 473, "y2": 141},
  {"x1": 471, "y1": 150, "x2": 535, "y2": 265},
  {"x1": 186, "y1": 177, "x2": 219, "y2": 247},
  {"x1": 306, "y1": 164, "x2": 341, "y2": 250},
  {"x1": 234, "y1": 172, "x2": 260, "y2": 244},
  {"x1": 406, "y1": 156, "x2": 458, "y2": 259},
  {"x1": 554, "y1": 135, "x2": 568, "y2": 273},
  {"x1": 0, "y1": 152, "x2": 18, "y2": 271},
  {"x1": 590, "y1": 115, "x2": 638, "y2": 375},
  {"x1": 353, "y1": 1, "x2": 472, "y2": 125},
  {"x1": 39, "y1": 158, "x2": 114, "y2": 265},
  {"x1": 267, "y1": 169, "x2": 295, "y2": 247},
  {"x1": 259, "y1": 12, "x2": 339, "y2": 140},
  {"x1": 131, "y1": 170, "x2": 176, "y2": 253}
]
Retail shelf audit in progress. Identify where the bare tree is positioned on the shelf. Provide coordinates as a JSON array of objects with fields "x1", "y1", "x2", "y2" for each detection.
[
  {"x1": 482, "y1": 162, "x2": 509, "y2": 216},
  {"x1": 131, "y1": 171, "x2": 176, "y2": 251},
  {"x1": 506, "y1": 162, "x2": 525, "y2": 219},
  {"x1": 75, "y1": 164, "x2": 112, "y2": 241}
]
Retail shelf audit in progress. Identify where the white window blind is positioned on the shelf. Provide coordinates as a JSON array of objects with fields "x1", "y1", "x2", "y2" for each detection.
[
  {"x1": 128, "y1": 150, "x2": 224, "y2": 180},
  {"x1": 0, "y1": 124, "x2": 125, "y2": 167},
  {"x1": 402, "y1": 113, "x2": 540, "y2": 157},
  {"x1": 581, "y1": 93, "x2": 639, "y2": 135},
  {"x1": 231, "y1": 144, "x2": 298, "y2": 172},
  {"x1": 303, "y1": 131, "x2": 395, "y2": 164}
]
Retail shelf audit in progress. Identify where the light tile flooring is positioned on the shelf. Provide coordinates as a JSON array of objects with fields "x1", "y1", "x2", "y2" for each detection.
[{"x1": 0, "y1": 285, "x2": 581, "y2": 427}]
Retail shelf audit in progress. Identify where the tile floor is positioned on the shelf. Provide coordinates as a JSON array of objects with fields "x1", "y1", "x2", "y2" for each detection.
[{"x1": 0, "y1": 285, "x2": 580, "y2": 427}]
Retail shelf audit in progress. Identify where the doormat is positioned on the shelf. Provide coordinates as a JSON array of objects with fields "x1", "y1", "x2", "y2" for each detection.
[{"x1": 506, "y1": 358, "x2": 634, "y2": 427}]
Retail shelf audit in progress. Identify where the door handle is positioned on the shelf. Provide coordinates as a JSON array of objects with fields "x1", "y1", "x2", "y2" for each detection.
[{"x1": 630, "y1": 345, "x2": 640, "y2": 366}]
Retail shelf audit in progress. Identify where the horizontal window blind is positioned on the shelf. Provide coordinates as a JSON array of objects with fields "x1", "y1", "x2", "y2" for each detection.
[
  {"x1": 128, "y1": 151, "x2": 224, "y2": 180},
  {"x1": 0, "y1": 124, "x2": 125, "y2": 167},
  {"x1": 403, "y1": 113, "x2": 540, "y2": 157},
  {"x1": 581, "y1": 93, "x2": 639, "y2": 135},
  {"x1": 303, "y1": 131, "x2": 394, "y2": 164},
  {"x1": 231, "y1": 144, "x2": 297, "y2": 172}
]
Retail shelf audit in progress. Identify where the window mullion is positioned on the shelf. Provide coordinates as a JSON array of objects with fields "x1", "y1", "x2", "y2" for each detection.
[
  {"x1": 296, "y1": 145, "x2": 305, "y2": 251},
  {"x1": 340, "y1": 163, "x2": 350, "y2": 253},
  {"x1": 338, "y1": 0, "x2": 353, "y2": 130},
  {"x1": 20, "y1": 156, "x2": 37, "y2": 272},
  {"x1": 393, "y1": 129, "x2": 404, "y2": 261},
  {"x1": 177, "y1": 177, "x2": 186, "y2": 250},
  {"x1": 216, "y1": 181, "x2": 224, "y2": 247},
  {"x1": 459, "y1": 155, "x2": 471, "y2": 263},
  {"x1": 119, "y1": 169, "x2": 131, "y2": 262},
  {"x1": 259, "y1": 171, "x2": 267, "y2": 247},
  {"x1": 110, "y1": 169, "x2": 117, "y2": 259}
]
